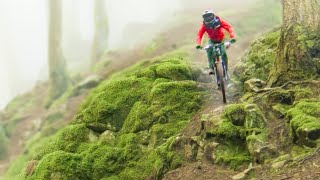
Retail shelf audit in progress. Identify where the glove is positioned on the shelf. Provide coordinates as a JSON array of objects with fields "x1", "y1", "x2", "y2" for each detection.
[
  {"x1": 225, "y1": 42, "x2": 231, "y2": 49},
  {"x1": 196, "y1": 45, "x2": 202, "y2": 50}
]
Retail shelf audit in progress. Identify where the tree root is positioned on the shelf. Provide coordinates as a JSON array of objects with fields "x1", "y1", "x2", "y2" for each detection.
[
  {"x1": 297, "y1": 147, "x2": 320, "y2": 164},
  {"x1": 245, "y1": 80, "x2": 320, "y2": 103}
]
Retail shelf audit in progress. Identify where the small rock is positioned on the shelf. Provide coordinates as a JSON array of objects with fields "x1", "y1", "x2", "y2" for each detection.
[
  {"x1": 232, "y1": 172, "x2": 246, "y2": 180},
  {"x1": 271, "y1": 160, "x2": 287, "y2": 169},
  {"x1": 244, "y1": 78, "x2": 266, "y2": 93},
  {"x1": 88, "y1": 131, "x2": 99, "y2": 142},
  {"x1": 232, "y1": 164, "x2": 254, "y2": 180}
]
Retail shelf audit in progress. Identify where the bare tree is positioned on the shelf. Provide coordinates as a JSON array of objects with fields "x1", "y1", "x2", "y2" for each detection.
[
  {"x1": 91, "y1": 0, "x2": 109, "y2": 66},
  {"x1": 268, "y1": 0, "x2": 320, "y2": 86},
  {"x1": 47, "y1": 0, "x2": 70, "y2": 107}
]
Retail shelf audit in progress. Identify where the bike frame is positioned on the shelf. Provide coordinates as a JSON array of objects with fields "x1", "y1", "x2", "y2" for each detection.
[
  {"x1": 204, "y1": 43, "x2": 228, "y2": 84},
  {"x1": 202, "y1": 40, "x2": 234, "y2": 104}
]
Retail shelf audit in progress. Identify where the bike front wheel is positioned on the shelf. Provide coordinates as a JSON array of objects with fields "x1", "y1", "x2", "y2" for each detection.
[{"x1": 216, "y1": 59, "x2": 227, "y2": 104}]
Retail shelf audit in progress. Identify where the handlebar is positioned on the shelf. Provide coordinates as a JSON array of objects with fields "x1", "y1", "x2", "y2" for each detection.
[{"x1": 198, "y1": 39, "x2": 236, "y2": 51}]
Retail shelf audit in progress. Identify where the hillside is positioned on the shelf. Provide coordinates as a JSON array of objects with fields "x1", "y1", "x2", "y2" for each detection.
[{"x1": 4, "y1": 0, "x2": 320, "y2": 179}]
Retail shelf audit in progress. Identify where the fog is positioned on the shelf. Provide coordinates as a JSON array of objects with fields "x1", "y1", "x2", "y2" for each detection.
[{"x1": 0, "y1": 0, "x2": 257, "y2": 109}]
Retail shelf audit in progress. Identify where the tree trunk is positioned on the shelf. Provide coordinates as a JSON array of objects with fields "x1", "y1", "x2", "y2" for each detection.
[
  {"x1": 47, "y1": 0, "x2": 70, "y2": 107},
  {"x1": 268, "y1": 0, "x2": 320, "y2": 87},
  {"x1": 91, "y1": 0, "x2": 109, "y2": 66}
]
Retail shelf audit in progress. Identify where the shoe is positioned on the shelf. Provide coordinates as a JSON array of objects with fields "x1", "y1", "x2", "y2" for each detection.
[
  {"x1": 208, "y1": 68, "x2": 214, "y2": 75},
  {"x1": 225, "y1": 73, "x2": 230, "y2": 81},
  {"x1": 217, "y1": 82, "x2": 221, "y2": 90}
]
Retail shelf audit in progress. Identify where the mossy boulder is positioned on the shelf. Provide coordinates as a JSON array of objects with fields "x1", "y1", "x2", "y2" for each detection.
[
  {"x1": 205, "y1": 103, "x2": 269, "y2": 168},
  {"x1": 288, "y1": 100, "x2": 320, "y2": 147},
  {"x1": 26, "y1": 151, "x2": 86, "y2": 180},
  {"x1": 21, "y1": 52, "x2": 203, "y2": 179},
  {"x1": 35, "y1": 124, "x2": 91, "y2": 159},
  {"x1": 75, "y1": 77, "x2": 154, "y2": 131}
]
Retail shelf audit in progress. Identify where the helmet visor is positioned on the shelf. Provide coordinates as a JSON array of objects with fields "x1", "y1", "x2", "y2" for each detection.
[
  {"x1": 204, "y1": 17, "x2": 221, "y2": 29},
  {"x1": 203, "y1": 15, "x2": 214, "y2": 23}
]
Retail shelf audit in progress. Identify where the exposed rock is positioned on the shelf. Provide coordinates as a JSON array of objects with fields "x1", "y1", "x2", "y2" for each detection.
[
  {"x1": 253, "y1": 145, "x2": 279, "y2": 164},
  {"x1": 191, "y1": 136, "x2": 205, "y2": 148},
  {"x1": 99, "y1": 130, "x2": 115, "y2": 145},
  {"x1": 71, "y1": 75, "x2": 103, "y2": 97},
  {"x1": 86, "y1": 122, "x2": 115, "y2": 133},
  {"x1": 244, "y1": 78, "x2": 266, "y2": 93},
  {"x1": 25, "y1": 160, "x2": 37, "y2": 176},
  {"x1": 232, "y1": 163, "x2": 254, "y2": 180},
  {"x1": 88, "y1": 130, "x2": 99, "y2": 142},
  {"x1": 204, "y1": 142, "x2": 219, "y2": 161}
]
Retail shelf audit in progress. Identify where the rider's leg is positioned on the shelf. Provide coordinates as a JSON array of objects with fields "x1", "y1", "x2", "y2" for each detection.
[{"x1": 206, "y1": 41, "x2": 214, "y2": 69}]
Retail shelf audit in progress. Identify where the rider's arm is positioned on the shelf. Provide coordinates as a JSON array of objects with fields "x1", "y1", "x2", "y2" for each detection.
[
  {"x1": 196, "y1": 23, "x2": 206, "y2": 45},
  {"x1": 220, "y1": 18, "x2": 235, "y2": 39}
]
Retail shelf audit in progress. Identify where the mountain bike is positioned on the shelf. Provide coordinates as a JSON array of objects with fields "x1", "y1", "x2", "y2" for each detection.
[{"x1": 200, "y1": 39, "x2": 236, "y2": 104}]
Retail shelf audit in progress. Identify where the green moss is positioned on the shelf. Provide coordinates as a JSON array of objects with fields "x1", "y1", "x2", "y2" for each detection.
[
  {"x1": 36, "y1": 124, "x2": 90, "y2": 159},
  {"x1": 81, "y1": 145, "x2": 125, "y2": 179},
  {"x1": 288, "y1": 101, "x2": 320, "y2": 146},
  {"x1": 206, "y1": 103, "x2": 268, "y2": 168},
  {"x1": 149, "y1": 121, "x2": 188, "y2": 147},
  {"x1": 27, "y1": 151, "x2": 86, "y2": 180},
  {"x1": 272, "y1": 103, "x2": 292, "y2": 116},
  {"x1": 234, "y1": 29, "x2": 280, "y2": 83},
  {"x1": 76, "y1": 77, "x2": 153, "y2": 131},
  {"x1": 19, "y1": 52, "x2": 203, "y2": 179},
  {"x1": 244, "y1": 104, "x2": 266, "y2": 129},
  {"x1": 223, "y1": 104, "x2": 246, "y2": 126},
  {"x1": 214, "y1": 140, "x2": 250, "y2": 170},
  {"x1": 122, "y1": 102, "x2": 154, "y2": 133},
  {"x1": 154, "y1": 60, "x2": 192, "y2": 80},
  {"x1": 150, "y1": 81, "x2": 202, "y2": 115},
  {"x1": 119, "y1": 137, "x2": 183, "y2": 180},
  {"x1": 212, "y1": 119, "x2": 243, "y2": 138},
  {"x1": 290, "y1": 145, "x2": 314, "y2": 160}
]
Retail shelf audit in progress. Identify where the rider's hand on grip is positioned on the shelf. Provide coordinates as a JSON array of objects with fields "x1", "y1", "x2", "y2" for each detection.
[
  {"x1": 196, "y1": 45, "x2": 202, "y2": 50},
  {"x1": 225, "y1": 42, "x2": 231, "y2": 49}
]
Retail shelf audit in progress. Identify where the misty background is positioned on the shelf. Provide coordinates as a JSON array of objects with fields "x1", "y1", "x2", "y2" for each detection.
[{"x1": 0, "y1": 0, "x2": 257, "y2": 109}]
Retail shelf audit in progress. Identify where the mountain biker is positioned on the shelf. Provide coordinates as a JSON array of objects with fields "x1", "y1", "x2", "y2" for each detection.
[{"x1": 196, "y1": 10, "x2": 236, "y2": 75}]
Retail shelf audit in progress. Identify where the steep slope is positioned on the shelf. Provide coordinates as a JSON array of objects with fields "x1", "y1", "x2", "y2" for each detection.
[
  {"x1": 0, "y1": 0, "x2": 284, "y2": 179},
  {"x1": 19, "y1": 51, "x2": 206, "y2": 180}
]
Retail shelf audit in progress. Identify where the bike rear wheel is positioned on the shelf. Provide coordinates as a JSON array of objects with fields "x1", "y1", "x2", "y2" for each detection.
[{"x1": 216, "y1": 58, "x2": 227, "y2": 104}]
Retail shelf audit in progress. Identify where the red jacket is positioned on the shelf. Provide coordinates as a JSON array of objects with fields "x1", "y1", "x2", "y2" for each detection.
[{"x1": 196, "y1": 16, "x2": 235, "y2": 45}]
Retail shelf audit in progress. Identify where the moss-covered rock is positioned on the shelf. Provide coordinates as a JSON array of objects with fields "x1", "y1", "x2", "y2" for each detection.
[
  {"x1": 288, "y1": 100, "x2": 320, "y2": 147},
  {"x1": 35, "y1": 124, "x2": 91, "y2": 159},
  {"x1": 75, "y1": 77, "x2": 154, "y2": 131},
  {"x1": 27, "y1": 151, "x2": 86, "y2": 180},
  {"x1": 205, "y1": 103, "x2": 269, "y2": 168},
  {"x1": 19, "y1": 52, "x2": 203, "y2": 179}
]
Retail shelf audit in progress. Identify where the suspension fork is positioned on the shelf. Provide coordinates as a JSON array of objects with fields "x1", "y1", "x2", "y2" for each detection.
[{"x1": 214, "y1": 56, "x2": 220, "y2": 83}]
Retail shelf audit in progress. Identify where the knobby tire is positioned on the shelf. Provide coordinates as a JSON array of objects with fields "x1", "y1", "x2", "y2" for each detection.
[{"x1": 216, "y1": 57, "x2": 227, "y2": 104}]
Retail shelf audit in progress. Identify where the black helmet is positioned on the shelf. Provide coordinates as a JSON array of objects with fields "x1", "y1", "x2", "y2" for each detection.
[{"x1": 202, "y1": 10, "x2": 221, "y2": 29}]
